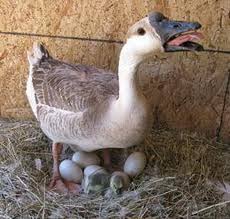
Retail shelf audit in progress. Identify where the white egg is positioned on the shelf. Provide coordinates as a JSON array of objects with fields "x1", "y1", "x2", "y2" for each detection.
[
  {"x1": 124, "y1": 152, "x2": 147, "y2": 177},
  {"x1": 59, "y1": 159, "x2": 83, "y2": 183},
  {"x1": 72, "y1": 151, "x2": 100, "y2": 168},
  {"x1": 84, "y1": 165, "x2": 106, "y2": 177}
]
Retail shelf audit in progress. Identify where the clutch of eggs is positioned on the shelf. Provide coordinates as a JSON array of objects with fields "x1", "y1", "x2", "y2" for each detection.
[{"x1": 59, "y1": 151, "x2": 147, "y2": 186}]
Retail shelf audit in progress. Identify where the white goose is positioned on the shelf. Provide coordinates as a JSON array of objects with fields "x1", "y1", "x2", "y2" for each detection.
[{"x1": 26, "y1": 12, "x2": 202, "y2": 193}]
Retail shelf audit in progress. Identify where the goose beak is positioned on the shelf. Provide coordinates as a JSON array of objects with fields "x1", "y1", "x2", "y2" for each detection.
[{"x1": 148, "y1": 12, "x2": 204, "y2": 52}]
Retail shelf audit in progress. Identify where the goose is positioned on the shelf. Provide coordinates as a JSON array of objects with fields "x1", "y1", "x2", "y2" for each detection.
[{"x1": 26, "y1": 12, "x2": 203, "y2": 193}]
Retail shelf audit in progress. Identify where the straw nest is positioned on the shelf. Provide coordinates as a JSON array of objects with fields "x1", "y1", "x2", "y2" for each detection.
[{"x1": 1, "y1": 118, "x2": 230, "y2": 218}]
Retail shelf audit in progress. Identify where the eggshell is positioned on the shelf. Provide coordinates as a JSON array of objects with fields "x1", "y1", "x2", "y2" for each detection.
[
  {"x1": 112, "y1": 171, "x2": 130, "y2": 188},
  {"x1": 72, "y1": 151, "x2": 100, "y2": 168},
  {"x1": 82, "y1": 165, "x2": 108, "y2": 194},
  {"x1": 83, "y1": 171, "x2": 110, "y2": 194},
  {"x1": 124, "y1": 152, "x2": 147, "y2": 177},
  {"x1": 84, "y1": 165, "x2": 106, "y2": 177},
  {"x1": 59, "y1": 159, "x2": 83, "y2": 183}
]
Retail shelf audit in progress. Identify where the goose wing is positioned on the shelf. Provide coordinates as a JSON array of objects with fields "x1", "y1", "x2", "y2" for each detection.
[{"x1": 32, "y1": 57, "x2": 119, "y2": 113}]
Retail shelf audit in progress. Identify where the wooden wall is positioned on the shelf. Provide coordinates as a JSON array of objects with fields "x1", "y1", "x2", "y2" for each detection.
[{"x1": 0, "y1": 0, "x2": 229, "y2": 141}]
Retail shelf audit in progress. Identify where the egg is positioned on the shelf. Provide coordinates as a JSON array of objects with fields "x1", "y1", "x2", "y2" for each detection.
[
  {"x1": 72, "y1": 151, "x2": 100, "y2": 168},
  {"x1": 84, "y1": 165, "x2": 106, "y2": 177},
  {"x1": 59, "y1": 159, "x2": 83, "y2": 183},
  {"x1": 124, "y1": 152, "x2": 147, "y2": 177}
]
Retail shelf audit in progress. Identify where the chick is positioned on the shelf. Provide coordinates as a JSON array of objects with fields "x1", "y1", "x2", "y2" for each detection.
[
  {"x1": 110, "y1": 171, "x2": 130, "y2": 195},
  {"x1": 110, "y1": 174, "x2": 124, "y2": 194}
]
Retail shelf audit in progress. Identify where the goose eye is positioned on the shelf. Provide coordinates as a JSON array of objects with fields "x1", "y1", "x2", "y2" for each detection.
[{"x1": 137, "y1": 28, "x2": 146, "y2": 35}]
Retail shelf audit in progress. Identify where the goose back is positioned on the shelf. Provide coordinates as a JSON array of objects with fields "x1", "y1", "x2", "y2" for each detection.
[{"x1": 32, "y1": 57, "x2": 119, "y2": 113}]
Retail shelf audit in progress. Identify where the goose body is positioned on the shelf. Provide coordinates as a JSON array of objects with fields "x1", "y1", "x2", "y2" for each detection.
[{"x1": 27, "y1": 51, "x2": 151, "y2": 151}]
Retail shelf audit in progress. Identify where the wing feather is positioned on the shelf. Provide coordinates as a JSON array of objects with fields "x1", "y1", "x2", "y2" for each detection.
[{"x1": 32, "y1": 58, "x2": 119, "y2": 113}]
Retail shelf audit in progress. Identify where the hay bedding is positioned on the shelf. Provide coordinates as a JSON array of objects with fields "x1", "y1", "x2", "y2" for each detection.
[{"x1": 0, "y1": 118, "x2": 230, "y2": 218}]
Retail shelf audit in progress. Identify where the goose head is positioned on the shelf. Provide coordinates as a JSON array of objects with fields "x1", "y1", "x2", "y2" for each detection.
[{"x1": 124, "y1": 11, "x2": 203, "y2": 60}]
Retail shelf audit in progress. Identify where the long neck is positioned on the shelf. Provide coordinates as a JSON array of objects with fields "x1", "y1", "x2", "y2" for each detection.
[{"x1": 117, "y1": 43, "x2": 143, "y2": 107}]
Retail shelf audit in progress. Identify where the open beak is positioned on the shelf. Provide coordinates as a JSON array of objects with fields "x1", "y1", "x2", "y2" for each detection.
[{"x1": 148, "y1": 12, "x2": 204, "y2": 52}]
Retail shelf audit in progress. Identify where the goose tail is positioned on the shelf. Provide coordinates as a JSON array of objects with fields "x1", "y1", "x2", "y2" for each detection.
[
  {"x1": 27, "y1": 42, "x2": 50, "y2": 67},
  {"x1": 26, "y1": 42, "x2": 50, "y2": 118}
]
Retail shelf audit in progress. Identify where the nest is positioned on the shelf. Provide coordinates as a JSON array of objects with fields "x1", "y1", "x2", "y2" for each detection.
[{"x1": 1, "y1": 118, "x2": 230, "y2": 218}]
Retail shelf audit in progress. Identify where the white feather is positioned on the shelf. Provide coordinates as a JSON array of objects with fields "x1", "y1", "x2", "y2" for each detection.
[{"x1": 26, "y1": 45, "x2": 43, "y2": 118}]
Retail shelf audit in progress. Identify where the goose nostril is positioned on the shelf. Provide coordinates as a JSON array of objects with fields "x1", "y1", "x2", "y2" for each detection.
[{"x1": 173, "y1": 24, "x2": 181, "y2": 28}]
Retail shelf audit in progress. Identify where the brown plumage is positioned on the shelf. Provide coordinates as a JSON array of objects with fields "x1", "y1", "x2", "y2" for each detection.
[{"x1": 32, "y1": 54, "x2": 119, "y2": 113}]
